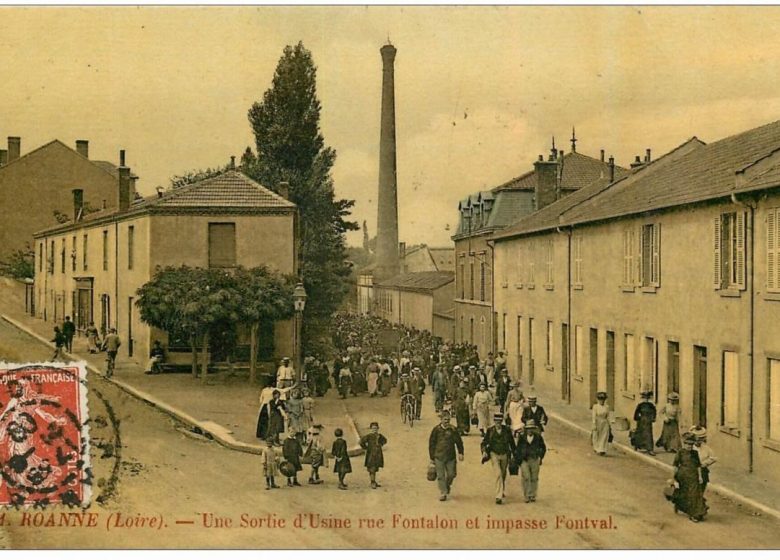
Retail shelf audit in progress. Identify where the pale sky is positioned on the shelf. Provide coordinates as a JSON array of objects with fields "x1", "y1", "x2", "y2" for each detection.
[{"x1": 4, "y1": 6, "x2": 780, "y2": 247}]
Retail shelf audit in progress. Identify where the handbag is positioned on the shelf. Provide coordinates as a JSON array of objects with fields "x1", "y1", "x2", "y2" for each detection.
[
  {"x1": 426, "y1": 462, "x2": 437, "y2": 482},
  {"x1": 608, "y1": 426, "x2": 614, "y2": 443},
  {"x1": 301, "y1": 442, "x2": 313, "y2": 465},
  {"x1": 470, "y1": 414, "x2": 478, "y2": 426},
  {"x1": 508, "y1": 455, "x2": 519, "y2": 476}
]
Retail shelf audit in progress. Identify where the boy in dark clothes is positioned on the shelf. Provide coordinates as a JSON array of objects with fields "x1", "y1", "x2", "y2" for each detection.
[
  {"x1": 331, "y1": 428, "x2": 352, "y2": 490},
  {"x1": 359, "y1": 421, "x2": 387, "y2": 489},
  {"x1": 282, "y1": 428, "x2": 303, "y2": 487}
]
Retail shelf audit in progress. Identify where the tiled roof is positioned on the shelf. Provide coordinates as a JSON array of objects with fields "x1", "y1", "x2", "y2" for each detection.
[
  {"x1": 0, "y1": 139, "x2": 119, "y2": 180},
  {"x1": 493, "y1": 137, "x2": 705, "y2": 240},
  {"x1": 376, "y1": 271, "x2": 455, "y2": 292}
]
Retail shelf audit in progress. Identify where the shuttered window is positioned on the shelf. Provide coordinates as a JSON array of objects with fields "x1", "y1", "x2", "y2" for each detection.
[
  {"x1": 769, "y1": 359, "x2": 780, "y2": 441},
  {"x1": 527, "y1": 241, "x2": 535, "y2": 287},
  {"x1": 768, "y1": 209, "x2": 780, "y2": 292},
  {"x1": 208, "y1": 223, "x2": 237, "y2": 268},
  {"x1": 622, "y1": 228, "x2": 636, "y2": 287},
  {"x1": 640, "y1": 223, "x2": 661, "y2": 287},
  {"x1": 722, "y1": 351, "x2": 740, "y2": 428},
  {"x1": 573, "y1": 235, "x2": 583, "y2": 286},
  {"x1": 545, "y1": 239, "x2": 554, "y2": 286},
  {"x1": 714, "y1": 211, "x2": 746, "y2": 291}
]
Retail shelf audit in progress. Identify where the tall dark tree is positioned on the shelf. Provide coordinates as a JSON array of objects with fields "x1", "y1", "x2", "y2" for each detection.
[{"x1": 245, "y1": 42, "x2": 358, "y2": 351}]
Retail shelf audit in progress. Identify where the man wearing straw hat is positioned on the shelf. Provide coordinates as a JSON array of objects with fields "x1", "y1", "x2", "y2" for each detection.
[
  {"x1": 481, "y1": 413, "x2": 516, "y2": 505},
  {"x1": 514, "y1": 419, "x2": 547, "y2": 503},
  {"x1": 690, "y1": 425, "x2": 717, "y2": 492}
]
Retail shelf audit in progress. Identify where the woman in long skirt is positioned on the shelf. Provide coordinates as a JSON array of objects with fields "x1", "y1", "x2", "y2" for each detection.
[
  {"x1": 506, "y1": 392, "x2": 525, "y2": 435},
  {"x1": 656, "y1": 392, "x2": 682, "y2": 452},
  {"x1": 285, "y1": 388, "x2": 305, "y2": 441},
  {"x1": 632, "y1": 390, "x2": 657, "y2": 455},
  {"x1": 472, "y1": 383, "x2": 493, "y2": 435},
  {"x1": 591, "y1": 392, "x2": 611, "y2": 455},
  {"x1": 672, "y1": 433, "x2": 708, "y2": 522}
]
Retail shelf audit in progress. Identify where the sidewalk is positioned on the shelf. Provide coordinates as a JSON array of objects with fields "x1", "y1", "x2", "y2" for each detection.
[
  {"x1": 530, "y1": 383, "x2": 780, "y2": 522},
  {"x1": 0, "y1": 285, "x2": 362, "y2": 458}
]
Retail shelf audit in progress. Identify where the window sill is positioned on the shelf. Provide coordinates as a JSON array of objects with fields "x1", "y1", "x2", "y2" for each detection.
[
  {"x1": 501, "y1": 282, "x2": 508, "y2": 289},
  {"x1": 761, "y1": 438, "x2": 780, "y2": 453},
  {"x1": 763, "y1": 293, "x2": 780, "y2": 302},
  {"x1": 573, "y1": 284, "x2": 583, "y2": 291},
  {"x1": 641, "y1": 286, "x2": 657, "y2": 294},
  {"x1": 718, "y1": 289, "x2": 742, "y2": 298},
  {"x1": 544, "y1": 284, "x2": 554, "y2": 291},
  {"x1": 573, "y1": 375, "x2": 584, "y2": 383},
  {"x1": 514, "y1": 283, "x2": 523, "y2": 289},
  {"x1": 621, "y1": 286, "x2": 635, "y2": 293},
  {"x1": 621, "y1": 391, "x2": 636, "y2": 400},
  {"x1": 719, "y1": 425, "x2": 741, "y2": 438},
  {"x1": 545, "y1": 365, "x2": 554, "y2": 372},
  {"x1": 527, "y1": 284, "x2": 535, "y2": 290}
]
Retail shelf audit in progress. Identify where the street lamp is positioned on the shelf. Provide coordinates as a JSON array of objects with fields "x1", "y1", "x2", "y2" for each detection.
[{"x1": 292, "y1": 282, "x2": 307, "y2": 379}]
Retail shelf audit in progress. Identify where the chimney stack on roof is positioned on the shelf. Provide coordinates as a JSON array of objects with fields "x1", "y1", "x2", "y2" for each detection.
[
  {"x1": 645, "y1": 148, "x2": 652, "y2": 163},
  {"x1": 72, "y1": 189, "x2": 84, "y2": 221},
  {"x1": 230, "y1": 156, "x2": 236, "y2": 169},
  {"x1": 277, "y1": 181, "x2": 290, "y2": 200},
  {"x1": 118, "y1": 166, "x2": 131, "y2": 212},
  {"x1": 119, "y1": 149, "x2": 126, "y2": 167},
  {"x1": 600, "y1": 149, "x2": 605, "y2": 162},
  {"x1": 76, "y1": 140, "x2": 89, "y2": 159},
  {"x1": 534, "y1": 149, "x2": 560, "y2": 211},
  {"x1": 7, "y1": 137, "x2": 20, "y2": 162},
  {"x1": 0, "y1": 149, "x2": 7, "y2": 167},
  {"x1": 570, "y1": 127, "x2": 577, "y2": 153},
  {"x1": 608, "y1": 156, "x2": 615, "y2": 182},
  {"x1": 630, "y1": 155, "x2": 644, "y2": 169}
]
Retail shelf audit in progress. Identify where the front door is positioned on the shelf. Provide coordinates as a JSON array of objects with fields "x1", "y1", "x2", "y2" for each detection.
[
  {"x1": 606, "y1": 331, "x2": 616, "y2": 411},
  {"x1": 589, "y1": 328, "x2": 599, "y2": 406},
  {"x1": 693, "y1": 345, "x2": 708, "y2": 427},
  {"x1": 561, "y1": 323, "x2": 569, "y2": 401}
]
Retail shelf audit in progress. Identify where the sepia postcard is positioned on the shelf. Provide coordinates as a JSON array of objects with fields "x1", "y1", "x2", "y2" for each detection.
[{"x1": 1, "y1": 4, "x2": 780, "y2": 550}]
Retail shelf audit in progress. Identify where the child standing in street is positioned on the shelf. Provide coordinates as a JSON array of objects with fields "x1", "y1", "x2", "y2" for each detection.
[
  {"x1": 331, "y1": 428, "x2": 352, "y2": 490},
  {"x1": 262, "y1": 438, "x2": 280, "y2": 490},
  {"x1": 359, "y1": 421, "x2": 387, "y2": 489},
  {"x1": 307, "y1": 426, "x2": 328, "y2": 484},
  {"x1": 282, "y1": 428, "x2": 303, "y2": 487}
]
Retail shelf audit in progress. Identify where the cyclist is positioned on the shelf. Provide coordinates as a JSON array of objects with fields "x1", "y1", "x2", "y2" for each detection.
[
  {"x1": 102, "y1": 328, "x2": 121, "y2": 378},
  {"x1": 398, "y1": 372, "x2": 416, "y2": 422}
]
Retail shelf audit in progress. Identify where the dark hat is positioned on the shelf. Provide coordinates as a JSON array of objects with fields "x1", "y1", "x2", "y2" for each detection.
[
  {"x1": 596, "y1": 391, "x2": 608, "y2": 400},
  {"x1": 440, "y1": 410, "x2": 452, "y2": 418},
  {"x1": 640, "y1": 390, "x2": 653, "y2": 398},
  {"x1": 493, "y1": 413, "x2": 504, "y2": 421},
  {"x1": 334, "y1": 428, "x2": 343, "y2": 437},
  {"x1": 683, "y1": 432, "x2": 697, "y2": 445},
  {"x1": 369, "y1": 421, "x2": 379, "y2": 429}
]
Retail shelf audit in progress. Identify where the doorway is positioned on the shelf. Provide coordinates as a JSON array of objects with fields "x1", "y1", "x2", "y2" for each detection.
[
  {"x1": 589, "y1": 327, "x2": 599, "y2": 406},
  {"x1": 516, "y1": 315, "x2": 523, "y2": 381},
  {"x1": 667, "y1": 340, "x2": 680, "y2": 394},
  {"x1": 561, "y1": 323, "x2": 569, "y2": 401},
  {"x1": 693, "y1": 345, "x2": 708, "y2": 427},
  {"x1": 606, "y1": 331, "x2": 616, "y2": 411},
  {"x1": 528, "y1": 318, "x2": 535, "y2": 386}
]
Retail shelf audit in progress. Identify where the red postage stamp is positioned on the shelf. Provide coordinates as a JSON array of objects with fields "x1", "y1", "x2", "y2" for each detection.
[{"x1": 0, "y1": 363, "x2": 91, "y2": 507}]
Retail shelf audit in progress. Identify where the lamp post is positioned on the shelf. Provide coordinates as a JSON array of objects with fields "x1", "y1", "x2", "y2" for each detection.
[{"x1": 292, "y1": 282, "x2": 308, "y2": 380}]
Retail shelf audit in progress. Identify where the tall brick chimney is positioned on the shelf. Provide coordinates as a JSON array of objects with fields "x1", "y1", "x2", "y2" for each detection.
[
  {"x1": 76, "y1": 140, "x2": 89, "y2": 158},
  {"x1": 375, "y1": 42, "x2": 400, "y2": 281},
  {"x1": 0, "y1": 149, "x2": 7, "y2": 167},
  {"x1": 7, "y1": 137, "x2": 20, "y2": 162},
  {"x1": 533, "y1": 140, "x2": 560, "y2": 211},
  {"x1": 118, "y1": 166, "x2": 131, "y2": 212}
]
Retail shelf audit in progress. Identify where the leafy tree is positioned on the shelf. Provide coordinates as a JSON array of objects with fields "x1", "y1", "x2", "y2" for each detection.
[
  {"x1": 0, "y1": 245, "x2": 34, "y2": 280},
  {"x1": 233, "y1": 266, "x2": 295, "y2": 383},
  {"x1": 169, "y1": 164, "x2": 231, "y2": 190},
  {"x1": 245, "y1": 41, "x2": 358, "y2": 352}
]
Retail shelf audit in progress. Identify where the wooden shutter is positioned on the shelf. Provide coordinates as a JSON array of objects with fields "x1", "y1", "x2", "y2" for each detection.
[
  {"x1": 769, "y1": 210, "x2": 778, "y2": 292},
  {"x1": 623, "y1": 229, "x2": 631, "y2": 285},
  {"x1": 736, "y1": 211, "x2": 746, "y2": 290},
  {"x1": 208, "y1": 223, "x2": 236, "y2": 268},
  {"x1": 652, "y1": 223, "x2": 661, "y2": 287},
  {"x1": 713, "y1": 216, "x2": 722, "y2": 289}
]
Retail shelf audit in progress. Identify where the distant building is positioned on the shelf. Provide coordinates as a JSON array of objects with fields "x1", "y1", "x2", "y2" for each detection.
[
  {"x1": 33, "y1": 169, "x2": 297, "y2": 364},
  {"x1": 0, "y1": 137, "x2": 130, "y2": 258},
  {"x1": 374, "y1": 271, "x2": 455, "y2": 340},
  {"x1": 491, "y1": 119, "x2": 780, "y2": 484},
  {"x1": 453, "y1": 135, "x2": 627, "y2": 357}
]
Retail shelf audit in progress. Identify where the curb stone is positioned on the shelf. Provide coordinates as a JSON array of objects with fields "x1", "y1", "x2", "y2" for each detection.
[
  {"x1": 547, "y1": 409, "x2": 780, "y2": 522},
  {"x1": 1, "y1": 313, "x2": 365, "y2": 459}
]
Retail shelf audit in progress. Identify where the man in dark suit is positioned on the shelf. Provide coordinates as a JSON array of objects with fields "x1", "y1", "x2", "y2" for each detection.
[
  {"x1": 521, "y1": 394, "x2": 549, "y2": 432},
  {"x1": 481, "y1": 413, "x2": 516, "y2": 505},
  {"x1": 62, "y1": 316, "x2": 76, "y2": 353},
  {"x1": 429, "y1": 410, "x2": 464, "y2": 502},
  {"x1": 514, "y1": 419, "x2": 547, "y2": 503}
]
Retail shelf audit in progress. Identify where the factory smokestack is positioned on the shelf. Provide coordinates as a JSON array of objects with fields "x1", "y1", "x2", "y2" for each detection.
[{"x1": 375, "y1": 42, "x2": 400, "y2": 280}]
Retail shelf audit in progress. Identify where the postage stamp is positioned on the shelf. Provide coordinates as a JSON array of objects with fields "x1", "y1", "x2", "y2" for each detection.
[{"x1": 0, "y1": 363, "x2": 91, "y2": 508}]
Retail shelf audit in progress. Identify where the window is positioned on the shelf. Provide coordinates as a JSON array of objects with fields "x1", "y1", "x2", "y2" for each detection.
[
  {"x1": 722, "y1": 351, "x2": 739, "y2": 428},
  {"x1": 502, "y1": 313, "x2": 507, "y2": 351},
  {"x1": 624, "y1": 334, "x2": 635, "y2": 392},
  {"x1": 766, "y1": 209, "x2": 780, "y2": 292},
  {"x1": 48, "y1": 241, "x2": 54, "y2": 274},
  {"x1": 769, "y1": 359, "x2": 780, "y2": 441},
  {"x1": 644, "y1": 337, "x2": 658, "y2": 398},
  {"x1": 714, "y1": 211, "x2": 746, "y2": 290},
  {"x1": 527, "y1": 242, "x2": 535, "y2": 287},
  {"x1": 622, "y1": 228, "x2": 636, "y2": 287},
  {"x1": 514, "y1": 244, "x2": 523, "y2": 288},
  {"x1": 127, "y1": 225, "x2": 135, "y2": 270},
  {"x1": 480, "y1": 261, "x2": 486, "y2": 301},
  {"x1": 102, "y1": 230, "x2": 109, "y2": 271},
  {"x1": 545, "y1": 239, "x2": 554, "y2": 287},
  {"x1": 208, "y1": 223, "x2": 237, "y2": 268},
  {"x1": 71, "y1": 236, "x2": 77, "y2": 272},
  {"x1": 640, "y1": 223, "x2": 661, "y2": 287},
  {"x1": 39, "y1": 243, "x2": 43, "y2": 272},
  {"x1": 667, "y1": 341, "x2": 680, "y2": 394},
  {"x1": 546, "y1": 320, "x2": 554, "y2": 367},
  {"x1": 459, "y1": 258, "x2": 465, "y2": 299},
  {"x1": 83, "y1": 234, "x2": 88, "y2": 270},
  {"x1": 572, "y1": 234, "x2": 583, "y2": 287},
  {"x1": 574, "y1": 325, "x2": 584, "y2": 378},
  {"x1": 60, "y1": 239, "x2": 65, "y2": 273}
]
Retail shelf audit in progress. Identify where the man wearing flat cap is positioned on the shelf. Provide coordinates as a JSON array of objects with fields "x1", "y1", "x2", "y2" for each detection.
[
  {"x1": 521, "y1": 394, "x2": 549, "y2": 432},
  {"x1": 429, "y1": 410, "x2": 465, "y2": 501},
  {"x1": 514, "y1": 419, "x2": 547, "y2": 503},
  {"x1": 481, "y1": 413, "x2": 516, "y2": 504}
]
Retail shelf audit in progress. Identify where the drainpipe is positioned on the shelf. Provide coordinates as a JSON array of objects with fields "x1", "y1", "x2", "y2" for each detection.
[
  {"x1": 557, "y1": 225, "x2": 573, "y2": 405},
  {"x1": 487, "y1": 239, "x2": 496, "y2": 355},
  {"x1": 732, "y1": 192, "x2": 755, "y2": 473},
  {"x1": 115, "y1": 222, "x2": 119, "y2": 336}
]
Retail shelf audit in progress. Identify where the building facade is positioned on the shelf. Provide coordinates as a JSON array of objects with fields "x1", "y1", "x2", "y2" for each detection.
[
  {"x1": 0, "y1": 137, "x2": 127, "y2": 259},
  {"x1": 453, "y1": 139, "x2": 625, "y2": 358},
  {"x1": 34, "y1": 169, "x2": 297, "y2": 364},
  {"x1": 491, "y1": 121, "x2": 780, "y2": 484},
  {"x1": 374, "y1": 271, "x2": 455, "y2": 339}
]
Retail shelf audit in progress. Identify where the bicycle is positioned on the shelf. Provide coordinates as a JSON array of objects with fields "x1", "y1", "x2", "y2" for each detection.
[{"x1": 400, "y1": 393, "x2": 417, "y2": 427}]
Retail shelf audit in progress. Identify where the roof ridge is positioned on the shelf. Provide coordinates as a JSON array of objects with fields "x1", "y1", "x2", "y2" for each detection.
[{"x1": 0, "y1": 139, "x2": 119, "y2": 180}]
